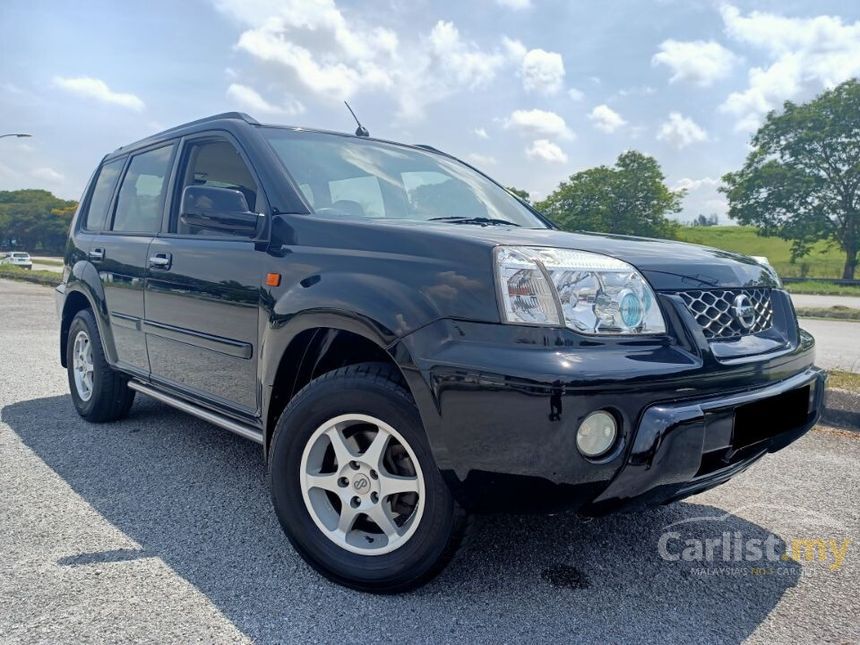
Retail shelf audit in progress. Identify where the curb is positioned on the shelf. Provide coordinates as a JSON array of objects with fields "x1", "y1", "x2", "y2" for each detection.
[{"x1": 822, "y1": 388, "x2": 860, "y2": 431}]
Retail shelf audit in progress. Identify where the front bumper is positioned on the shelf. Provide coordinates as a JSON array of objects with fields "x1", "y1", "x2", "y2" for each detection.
[
  {"x1": 396, "y1": 295, "x2": 822, "y2": 513},
  {"x1": 582, "y1": 366, "x2": 824, "y2": 514}
]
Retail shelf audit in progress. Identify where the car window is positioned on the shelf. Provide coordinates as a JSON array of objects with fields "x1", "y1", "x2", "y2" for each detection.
[
  {"x1": 328, "y1": 176, "x2": 385, "y2": 218},
  {"x1": 84, "y1": 158, "x2": 124, "y2": 231},
  {"x1": 112, "y1": 144, "x2": 175, "y2": 234},
  {"x1": 263, "y1": 129, "x2": 547, "y2": 228},
  {"x1": 401, "y1": 170, "x2": 488, "y2": 219},
  {"x1": 173, "y1": 138, "x2": 259, "y2": 237},
  {"x1": 298, "y1": 183, "x2": 315, "y2": 207}
]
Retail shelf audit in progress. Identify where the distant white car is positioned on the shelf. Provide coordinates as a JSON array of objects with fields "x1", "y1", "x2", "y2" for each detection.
[{"x1": 1, "y1": 252, "x2": 33, "y2": 270}]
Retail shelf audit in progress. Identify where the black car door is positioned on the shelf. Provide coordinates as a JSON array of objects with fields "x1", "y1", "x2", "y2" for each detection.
[
  {"x1": 91, "y1": 143, "x2": 177, "y2": 376},
  {"x1": 143, "y1": 132, "x2": 265, "y2": 415}
]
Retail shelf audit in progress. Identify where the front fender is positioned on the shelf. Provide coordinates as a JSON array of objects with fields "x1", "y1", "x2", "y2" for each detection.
[{"x1": 260, "y1": 271, "x2": 440, "y2": 388}]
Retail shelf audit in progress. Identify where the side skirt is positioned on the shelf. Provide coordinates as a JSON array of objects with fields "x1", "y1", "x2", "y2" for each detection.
[{"x1": 128, "y1": 380, "x2": 264, "y2": 445}]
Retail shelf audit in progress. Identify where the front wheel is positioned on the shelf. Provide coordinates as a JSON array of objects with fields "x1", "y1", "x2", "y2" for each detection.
[{"x1": 268, "y1": 363, "x2": 466, "y2": 592}]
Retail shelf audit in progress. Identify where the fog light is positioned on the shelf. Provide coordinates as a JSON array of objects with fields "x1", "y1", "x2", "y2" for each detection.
[{"x1": 576, "y1": 410, "x2": 618, "y2": 457}]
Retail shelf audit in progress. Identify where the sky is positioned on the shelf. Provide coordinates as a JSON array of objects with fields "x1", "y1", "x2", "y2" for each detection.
[{"x1": 1, "y1": 0, "x2": 859, "y2": 222}]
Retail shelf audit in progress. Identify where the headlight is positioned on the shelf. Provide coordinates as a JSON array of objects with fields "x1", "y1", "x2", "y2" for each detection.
[{"x1": 495, "y1": 246, "x2": 666, "y2": 335}]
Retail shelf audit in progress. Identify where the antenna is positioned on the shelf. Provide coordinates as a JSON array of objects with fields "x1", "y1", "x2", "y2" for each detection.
[{"x1": 344, "y1": 101, "x2": 370, "y2": 137}]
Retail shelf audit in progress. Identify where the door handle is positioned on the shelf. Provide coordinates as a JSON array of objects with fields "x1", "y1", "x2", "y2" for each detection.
[
  {"x1": 88, "y1": 248, "x2": 105, "y2": 261},
  {"x1": 148, "y1": 253, "x2": 172, "y2": 269}
]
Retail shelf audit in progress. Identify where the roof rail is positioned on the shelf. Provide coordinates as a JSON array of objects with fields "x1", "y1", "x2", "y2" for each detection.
[
  {"x1": 112, "y1": 112, "x2": 260, "y2": 153},
  {"x1": 154, "y1": 112, "x2": 260, "y2": 137}
]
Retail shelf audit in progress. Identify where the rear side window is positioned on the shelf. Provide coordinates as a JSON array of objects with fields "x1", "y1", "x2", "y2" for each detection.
[
  {"x1": 112, "y1": 144, "x2": 175, "y2": 234},
  {"x1": 83, "y1": 158, "x2": 124, "y2": 231}
]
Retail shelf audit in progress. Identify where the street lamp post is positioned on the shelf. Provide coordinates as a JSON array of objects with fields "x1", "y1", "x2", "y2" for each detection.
[{"x1": 0, "y1": 133, "x2": 31, "y2": 139}]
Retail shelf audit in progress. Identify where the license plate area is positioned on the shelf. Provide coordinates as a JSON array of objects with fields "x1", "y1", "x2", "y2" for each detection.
[{"x1": 733, "y1": 385, "x2": 811, "y2": 449}]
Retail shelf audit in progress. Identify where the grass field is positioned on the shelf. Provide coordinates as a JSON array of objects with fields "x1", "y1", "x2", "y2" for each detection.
[
  {"x1": 783, "y1": 281, "x2": 860, "y2": 296},
  {"x1": 33, "y1": 257, "x2": 64, "y2": 267},
  {"x1": 676, "y1": 226, "x2": 845, "y2": 279},
  {"x1": 0, "y1": 265, "x2": 61, "y2": 286},
  {"x1": 829, "y1": 370, "x2": 860, "y2": 392}
]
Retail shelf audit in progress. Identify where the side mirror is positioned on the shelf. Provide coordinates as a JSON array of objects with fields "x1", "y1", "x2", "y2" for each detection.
[{"x1": 179, "y1": 185, "x2": 262, "y2": 237}]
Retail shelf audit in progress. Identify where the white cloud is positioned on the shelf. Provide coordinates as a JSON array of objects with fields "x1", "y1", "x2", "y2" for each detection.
[
  {"x1": 503, "y1": 39, "x2": 565, "y2": 95},
  {"x1": 568, "y1": 88, "x2": 584, "y2": 101},
  {"x1": 520, "y1": 49, "x2": 565, "y2": 95},
  {"x1": 614, "y1": 86, "x2": 656, "y2": 98},
  {"x1": 496, "y1": 0, "x2": 531, "y2": 9},
  {"x1": 652, "y1": 39, "x2": 738, "y2": 86},
  {"x1": 467, "y1": 153, "x2": 497, "y2": 166},
  {"x1": 428, "y1": 21, "x2": 506, "y2": 89},
  {"x1": 473, "y1": 127, "x2": 489, "y2": 139},
  {"x1": 588, "y1": 104, "x2": 626, "y2": 133},
  {"x1": 52, "y1": 76, "x2": 144, "y2": 111},
  {"x1": 226, "y1": 83, "x2": 304, "y2": 116},
  {"x1": 217, "y1": 1, "x2": 522, "y2": 120},
  {"x1": 31, "y1": 167, "x2": 65, "y2": 183},
  {"x1": 657, "y1": 112, "x2": 708, "y2": 148},
  {"x1": 234, "y1": 18, "x2": 394, "y2": 101},
  {"x1": 525, "y1": 139, "x2": 568, "y2": 164},
  {"x1": 502, "y1": 36, "x2": 528, "y2": 61},
  {"x1": 504, "y1": 109, "x2": 573, "y2": 140},
  {"x1": 719, "y1": 4, "x2": 860, "y2": 131},
  {"x1": 674, "y1": 177, "x2": 720, "y2": 192}
]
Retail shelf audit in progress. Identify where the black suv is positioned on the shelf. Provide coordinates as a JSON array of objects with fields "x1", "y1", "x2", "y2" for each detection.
[{"x1": 56, "y1": 112, "x2": 824, "y2": 592}]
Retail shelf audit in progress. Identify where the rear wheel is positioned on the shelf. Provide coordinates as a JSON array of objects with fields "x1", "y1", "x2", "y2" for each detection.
[
  {"x1": 268, "y1": 362, "x2": 465, "y2": 592},
  {"x1": 66, "y1": 309, "x2": 135, "y2": 422}
]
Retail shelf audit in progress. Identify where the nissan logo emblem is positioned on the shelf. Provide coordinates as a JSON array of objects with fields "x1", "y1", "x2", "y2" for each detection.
[
  {"x1": 732, "y1": 294, "x2": 756, "y2": 329},
  {"x1": 353, "y1": 475, "x2": 370, "y2": 493}
]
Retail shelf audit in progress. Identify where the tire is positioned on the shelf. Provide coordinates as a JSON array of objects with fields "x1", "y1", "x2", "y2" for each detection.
[
  {"x1": 66, "y1": 308, "x2": 135, "y2": 422},
  {"x1": 268, "y1": 362, "x2": 466, "y2": 593}
]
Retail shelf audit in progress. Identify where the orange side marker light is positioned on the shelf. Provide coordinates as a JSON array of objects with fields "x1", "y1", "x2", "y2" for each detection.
[{"x1": 266, "y1": 273, "x2": 281, "y2": 287}]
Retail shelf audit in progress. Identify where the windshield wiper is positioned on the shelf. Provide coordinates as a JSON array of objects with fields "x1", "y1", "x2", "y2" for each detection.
[{"x1": 428, "y1": 216, "x2": 520, "y2": 227}]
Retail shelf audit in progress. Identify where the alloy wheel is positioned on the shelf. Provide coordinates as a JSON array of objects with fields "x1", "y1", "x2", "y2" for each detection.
[
  {"x1": 72, "y1": 330, "x2": 94, "y2": 402},
  {"x1": 299, "y1": 413, "x2": 426, "y2": 555}
]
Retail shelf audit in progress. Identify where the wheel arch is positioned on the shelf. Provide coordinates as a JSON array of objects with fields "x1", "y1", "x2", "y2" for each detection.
[
  {"x1": 60, "y1": 261, "x2": 114, "y2": 367},
  {"x1": 264, "y1": 322, "x2": 416, "y2": 455},
  {"x1": 60, "y1": 290, "x2": 92, "y2": 367}
]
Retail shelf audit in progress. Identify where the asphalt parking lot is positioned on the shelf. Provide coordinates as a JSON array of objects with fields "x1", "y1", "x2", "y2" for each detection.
[{"x1": 1, "y1": 278, "x2": 858, "y2": 644}]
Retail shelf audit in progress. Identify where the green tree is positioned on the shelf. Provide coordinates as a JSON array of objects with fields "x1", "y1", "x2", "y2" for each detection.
[
  {"x1": 721, "y1": 79, "x2": 860, "y2": 279},
  {"x1": 536, "y1": 151, "x2": 683, "y2": 238},
  {"x1": 0, "y1": 190, "x2": 78, "y2": 253}
]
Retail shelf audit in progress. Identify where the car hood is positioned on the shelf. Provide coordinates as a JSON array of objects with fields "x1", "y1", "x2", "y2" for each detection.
[{"x1": 424, "y1": 224, "x2": 779, "y2": 291}]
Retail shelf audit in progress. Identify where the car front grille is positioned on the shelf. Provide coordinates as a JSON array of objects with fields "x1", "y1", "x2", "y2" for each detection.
[{"x1": 677, "y1": 288, "x2": 774, "y2": 339}]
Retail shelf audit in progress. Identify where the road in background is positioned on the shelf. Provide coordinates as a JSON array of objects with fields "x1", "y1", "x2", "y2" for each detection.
[
  {"x1": 30, "y1": 263, "x2": 62, "y2": 273},
  {"x1": 798, "y1": 317, "x2": 860, "y2": 373},
  {"x1": 791, "y1": 293, "x2": 860, "y2": 309},
  {"x1": 0, "y1": 278, "x2": 858, "y2": 643}
]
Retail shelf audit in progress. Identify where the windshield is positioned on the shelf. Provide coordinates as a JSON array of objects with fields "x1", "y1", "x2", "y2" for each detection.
[
  {"x1": 262, "y1": 129, "x2": 547, "y2": 228},
  {"x1": 11, "y1": 253, "x2": 29, "y2": 258}
]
